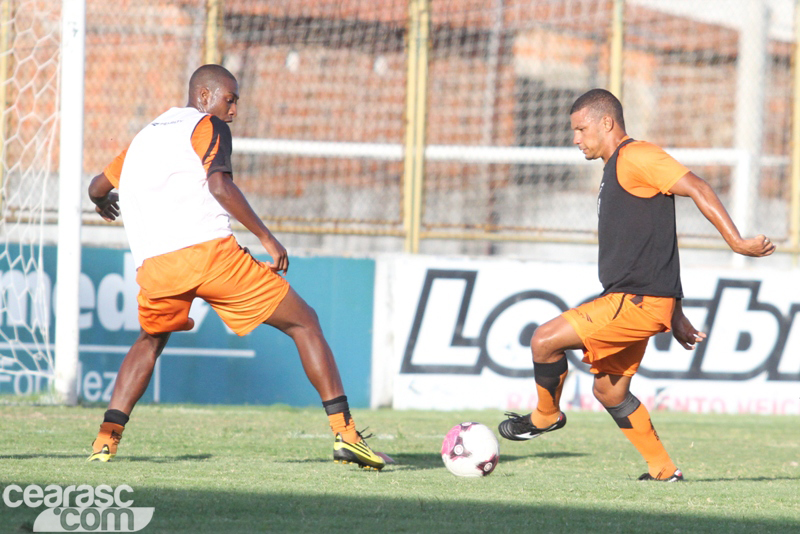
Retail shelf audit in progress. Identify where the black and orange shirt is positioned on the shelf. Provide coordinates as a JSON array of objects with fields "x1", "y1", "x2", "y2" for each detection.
[
  {"x1": 597, "y1": 137, "x2": 689, "y2": 298},
  {"x1": 103, "y1": 107, "x2": 234, "y2": 270}
]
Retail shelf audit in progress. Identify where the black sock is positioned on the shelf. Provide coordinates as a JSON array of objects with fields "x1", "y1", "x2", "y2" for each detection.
[
  {"x1": 533, "y1": 356, "x2": 568, "y2": 399},
  {"x1": 605, "y1": 392, "x2": 641, "y2": 429},
  {"x1": 322, "y1": 395, "x2": 352, "y2": 426},
  {"x1": 103, "y1": 409, "x2": 129, "y2": 427}
]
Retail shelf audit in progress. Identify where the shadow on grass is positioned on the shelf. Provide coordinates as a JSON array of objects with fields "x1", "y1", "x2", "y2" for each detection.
[
  {"x1": 123, "y1": 454, "x2": 213, "y2": 463},
  {"x1": 691, "y1": 475, "x2": 800, "y2": 483},
  {"x1": 0, "y1": 454, "x2": 88, "y2": 460},
  {"x1": 0, "y1": 453, "x2": 212, "y2": 463},
  {"x1": 282, "y1": 450, "x2": 589, "y2": 471},
  {"x1": 2, "y1": 486, "x2": 797, "y2": 534}
]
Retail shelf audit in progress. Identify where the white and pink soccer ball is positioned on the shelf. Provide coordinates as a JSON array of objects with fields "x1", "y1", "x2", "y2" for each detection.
[{"x1": 441, "y1": 422, "x2": 499, "y2": 477}]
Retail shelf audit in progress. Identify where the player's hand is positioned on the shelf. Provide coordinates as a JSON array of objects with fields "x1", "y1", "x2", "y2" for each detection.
[
  {"x1": 671, "y1": 310, "x2": 706, "y2": 350},
  {"x1": 261, "y1": 234, "x2": 288, "y2": 274},
  {"x1": 93, "y1": 192, "x2": 120, "y2": 221},
  {"x1": 732, "y1": 234, "x2": 776, "y2": 257}
]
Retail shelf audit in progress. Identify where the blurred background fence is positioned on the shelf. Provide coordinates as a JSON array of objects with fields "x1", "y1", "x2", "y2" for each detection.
[{"x1": 3, "y1": 0, "x2": 800, "y2": 260}]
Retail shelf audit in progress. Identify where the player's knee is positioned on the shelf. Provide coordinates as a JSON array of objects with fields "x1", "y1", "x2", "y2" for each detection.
[
  {"x1": 294, "y1": 301, "x2": 321, "y2": 332},
  {"x1": 592, "y1": 382, "x2": 626, "y2": 407},
  {"x1": 530, "y1": 325, "x2": 561, "y2": 363},
  {"x1": 529, "y1": 330, "x2": 546, "y2": 359},
  {"x1": 283, "y1": 305, "x2": 324, "y2": 340},
  {"x1": 134, "y1": 329, "x2": 170, "y2": 357},
  {"x1": 591, "y1": 383, "x2": 605, "y2": 403}
]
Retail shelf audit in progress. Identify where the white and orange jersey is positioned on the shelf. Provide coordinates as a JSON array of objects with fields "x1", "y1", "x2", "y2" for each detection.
[{"x1": 103, "y1": 107, "x2": 234, "y2": 268}]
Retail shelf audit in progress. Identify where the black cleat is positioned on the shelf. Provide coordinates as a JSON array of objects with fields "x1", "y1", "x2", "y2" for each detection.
[
  {"x1": 638, "y1": 469, "x2": 684, "y2": 482},
  {"x1": 498, "y1": 411, "x2": 566, "y2": 441}
]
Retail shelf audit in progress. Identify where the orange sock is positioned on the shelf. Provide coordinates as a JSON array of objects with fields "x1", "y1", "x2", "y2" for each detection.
[
  {"x1": 607, "y1": 393, "x2": 677, "y2": 479},
  {"x1": 323, "y1": 395, "x2": 359, "y2": 443},
  {"x1": 530, "y1": 356, "x2": 568, "y2": 428}
]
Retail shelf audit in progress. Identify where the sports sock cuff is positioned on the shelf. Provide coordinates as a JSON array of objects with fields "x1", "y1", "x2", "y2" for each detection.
[
  {"x1": 533, "y1": 356, "x2": 568, "y2": 377},
  {"x1": 103, "y1": 409, "x2": 129, "y2": 427},
  {"x1": 322, "y1": 395, "x2": 349, "y2": 416},
  {"x1": 605, "y1": 393, "x2": 641, "y2": 428}
]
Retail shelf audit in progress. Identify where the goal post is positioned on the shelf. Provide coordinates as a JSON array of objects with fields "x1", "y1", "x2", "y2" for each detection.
[{"x1": 54, "y1": 0, "x2": 85, "y2": 405}]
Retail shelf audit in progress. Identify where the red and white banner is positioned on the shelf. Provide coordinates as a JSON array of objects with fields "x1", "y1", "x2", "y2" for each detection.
[{"x1": 371, "y1": 255, "x2": 800, "y2": 415}]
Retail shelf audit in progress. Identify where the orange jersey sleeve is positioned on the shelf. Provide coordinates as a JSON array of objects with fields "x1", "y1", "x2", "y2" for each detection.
[
  {"x1": 616, "y1": 141, "x2": 689, "y2": 198},
  {"x1": 102, "y1": 148, "x2": 128, "y2": 188},
  {"x1": 190, "y1": 115, "x2": 233, "y2": 176}
]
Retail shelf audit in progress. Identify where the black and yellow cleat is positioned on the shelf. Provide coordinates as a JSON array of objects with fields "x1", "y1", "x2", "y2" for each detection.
[
  {"x1": 87, "y1": 422, "x2": 124, "y2": 462},
  {"x1": 333, "y1": 432, "x2": 386, "y2": 471}
]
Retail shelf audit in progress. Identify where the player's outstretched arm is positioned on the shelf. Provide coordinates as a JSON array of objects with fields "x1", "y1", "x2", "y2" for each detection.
[
  {"x1": 88, "y1": 172, "x2": 120, "y2": 222},
  {"x1": 671, "y1": 299, "x2": 706, "y2": 350},
  {"x1": 669, "y1": 171, "x2": 775, "y2": 257},
  {"x1": 208, "y1": 171, "x2": 289, "y2": 273}
]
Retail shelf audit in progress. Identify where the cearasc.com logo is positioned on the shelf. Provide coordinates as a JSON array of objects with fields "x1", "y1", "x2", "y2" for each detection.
[{"x1": 2, "y1": 484, "x2": 154, "y2": 532}]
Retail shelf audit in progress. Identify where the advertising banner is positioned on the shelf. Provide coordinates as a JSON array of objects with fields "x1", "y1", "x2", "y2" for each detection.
[
  {"x1": 0, "y1": 246, "x2": 374, "y2": 407},
  {"x1": 372, "y1": 255, "x2": 800, "y2": 415}
]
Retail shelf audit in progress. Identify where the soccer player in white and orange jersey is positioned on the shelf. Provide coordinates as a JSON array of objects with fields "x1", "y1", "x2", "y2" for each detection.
[{"x1": 87, "y1": 64, "x2": 387, "y2": 470}]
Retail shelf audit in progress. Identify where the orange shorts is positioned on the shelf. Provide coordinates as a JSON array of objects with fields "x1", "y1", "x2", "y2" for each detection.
[
  {"x1": 561, "y1": 293, "x2": 675, "y2": 377},
  {"x1": 136, "y1": 236, "x2": 290, "y2": 336}
]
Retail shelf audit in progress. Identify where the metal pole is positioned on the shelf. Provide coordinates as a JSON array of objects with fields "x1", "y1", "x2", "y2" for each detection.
[
  {"x1": 0, "y1": 0, "x2": 10, "y2": 211},
  {"x1": 609, "y1": 0, "x2": 624, "y2": 99},
  {"x1": 791, "y1": 0, "x2": 800, "y2": 264},
  {"x1": 403, "y1": 0, "x2": 429, "y2": 254},
  {"x1": 482, "y1": 0, "x2": 504, "y2": 255},
  {"x1": 204, "y1": 0, "x2": 222, "y2": 65},
  {"x1": 55, "y1": 0, "x2": 86, "y2": 405},
  {"x1": 732, "y1": 0, "x2": 769, "y2": 268}
]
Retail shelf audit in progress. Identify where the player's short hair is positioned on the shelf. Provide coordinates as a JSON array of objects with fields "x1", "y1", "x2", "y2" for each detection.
[
  {"x1": 188, "y1": 64, "x2": 237, "y2": 96},
  {"x1": 570, "y1": 88, "x2": 625, "y2": 131}
]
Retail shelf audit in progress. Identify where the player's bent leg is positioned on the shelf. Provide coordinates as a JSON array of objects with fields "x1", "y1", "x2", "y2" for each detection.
[
  {"x1": 528, "y1": 316, "x2": 582, "y2": 428},
  {"x1": 498, "y1": 317, "x2": 580, "y2": 440}
]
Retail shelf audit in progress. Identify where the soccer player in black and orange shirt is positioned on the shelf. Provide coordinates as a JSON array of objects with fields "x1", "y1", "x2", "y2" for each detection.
[{"x1": 498, "y1": 88, "x2": 775, "y2": 481}]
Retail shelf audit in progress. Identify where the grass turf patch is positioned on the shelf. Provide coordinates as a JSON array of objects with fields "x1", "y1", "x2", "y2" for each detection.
[{"x1": 0, "y1": 405, "x2": 798, "y2": 533}]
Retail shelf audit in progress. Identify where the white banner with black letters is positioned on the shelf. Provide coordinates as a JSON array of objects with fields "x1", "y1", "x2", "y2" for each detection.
[{"x1": 371, "y1": 255, "x2": 800, "y2": 415}]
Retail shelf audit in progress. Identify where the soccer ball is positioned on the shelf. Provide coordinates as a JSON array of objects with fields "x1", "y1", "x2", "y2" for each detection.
[{"x1": 441, "y1": 422, "x2": 499, "y2": 477}]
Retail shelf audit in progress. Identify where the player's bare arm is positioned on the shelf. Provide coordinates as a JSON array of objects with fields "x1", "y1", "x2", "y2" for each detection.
[
  {"x1": 88, "y1": 172, "x2": 120, "y2": 222},
  {"x1": 207, "y1": 170, "x2": 288, "y2": 273},
  {"x1": 670, "y1": 299, "x2": 706, "y2": 350},
  {"x1": 669, "y1": 171, "x2": 775, "y2": 257}
]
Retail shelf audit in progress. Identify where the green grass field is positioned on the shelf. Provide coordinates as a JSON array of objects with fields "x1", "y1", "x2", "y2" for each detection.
[{"x1": 0, "y1": 404, "x2": 798, "y2": 533}]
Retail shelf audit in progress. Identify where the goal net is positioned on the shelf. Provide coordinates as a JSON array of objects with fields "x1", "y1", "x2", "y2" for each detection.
[
  {"x1": 0, "y1": 0, "x2": 61, "y2": 398},
  {"x1": 0, "y1": 0, "x2": 794, "y2": 399}
]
